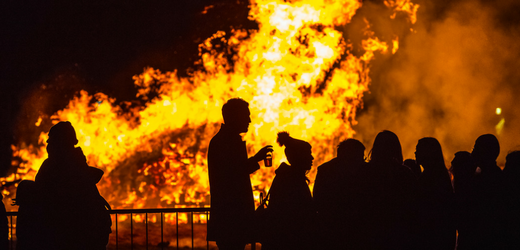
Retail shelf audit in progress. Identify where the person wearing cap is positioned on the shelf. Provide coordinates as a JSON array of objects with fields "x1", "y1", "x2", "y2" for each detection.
[
  {"x1": 207, "y1": 98, "x2": 273, "y2": 250},
  {"x1": 261, "y1": 131, "x2": 316, "y2": 250},
  {"x1": 28, "y1": 121, "x2": 111, "y2": 250}
]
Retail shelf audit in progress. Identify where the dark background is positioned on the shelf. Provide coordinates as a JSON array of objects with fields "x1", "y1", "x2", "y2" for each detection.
[{"x1": 1, "y1": 0, "x2": 257, "y2": 176}]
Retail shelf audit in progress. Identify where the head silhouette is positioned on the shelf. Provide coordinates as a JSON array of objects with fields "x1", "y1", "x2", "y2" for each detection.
[
  {"x1": 222, "y1": 98, "x2": 250, "y2": 133},
  {"x1": 337, "y1": 139, "x2": 365, "y2": 164},
  {"x1": 471, "y1": 134, "x2": 500, "y2": 166},
  {"x1": 46, "y1": 121, "x2": 78, "y2": 157},
  {"x1": 415, "y1": 137, "x2": 446, "y2": 171},
  {"x1": 277, "y1": 131, "x2": 313, "y2": 170},
  {"x1": 450, "y1": 151, "x2": 475, "y2": 177},
  {"x1": 504, "y1": 151, "x2": 520, "y2": 175},
  {"x1": 369, "y1": 130, "x2": 403, "y2": 165}
]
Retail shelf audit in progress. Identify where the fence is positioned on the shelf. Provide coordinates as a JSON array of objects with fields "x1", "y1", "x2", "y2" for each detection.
[{"x1": 6, "y1": 207, "x2": 227, "y2": 250}]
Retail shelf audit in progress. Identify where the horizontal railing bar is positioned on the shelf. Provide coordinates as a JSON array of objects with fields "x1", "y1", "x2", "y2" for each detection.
[
  {"x1": 6, "y1": 207, "x2": 210, "y2": 216},
  {"x1": 110, "y1": 208, "x2": 210, "y2": 214}
]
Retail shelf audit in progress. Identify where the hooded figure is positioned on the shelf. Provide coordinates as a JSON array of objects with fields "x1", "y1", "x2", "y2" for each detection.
[
  {"x1": 18, "y1": 121, "x2": 112, "y2": 250},
  {"x1": 261, "y1": 132, "x2": 316, "y2": 250}
]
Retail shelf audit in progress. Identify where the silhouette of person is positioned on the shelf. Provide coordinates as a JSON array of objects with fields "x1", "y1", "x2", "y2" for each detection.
[
  {"x1": 502, "y1": 151, "x2": 520, "y2": 249},
  {"x1": 355, "y1": 130, "x2": 417, "y2": 250},
  {"x1": 449, "y1": 151, "x2": 478, "y2": 250},
  {"x1": 470, "y1": 134, "x2": 506, "y2": 250},
  {"x1": 450, "y1": 151, "x2": 476, "y2": 194},
  {"x1": 207, "y1": 98, "x2": 272, "y2": 250},
  {"x1": 313, "y1": 139, "x2": 365, "y2": 249},
  {"x1": 0, "y1": 193, "x2": 7, "y2": 250},
  {"x1": 414, "y1": 137, "x2": 456, "y2": 250},
  {"x1": 403, "y1": 158, "x2": 421, "y2": 178},
  {"x1": 260, "y1": 132, "x2": 315, "y2": 250},
  {"x1": 30, "y1": 121, "x2": 112, "y2": 250},
  {"x1": 15, "y1": 179, "x2": 44, "y2": 250}
]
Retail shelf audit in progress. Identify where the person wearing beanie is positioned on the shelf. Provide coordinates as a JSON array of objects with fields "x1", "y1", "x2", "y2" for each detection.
[{"x1": 261, "y1": 131, "x2": 316, "y2": 250}]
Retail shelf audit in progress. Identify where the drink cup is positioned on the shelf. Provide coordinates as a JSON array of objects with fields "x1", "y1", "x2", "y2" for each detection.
[{"x1": 264, "y1": 153, "x2": 272, "y2": 167}]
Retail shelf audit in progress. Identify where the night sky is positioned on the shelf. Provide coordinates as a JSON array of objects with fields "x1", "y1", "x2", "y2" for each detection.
[
  {"x1": 1, "y1": 0, "x2": 256, "y2": 98},
  {"x1": 1, "y1": 0, "x2": 520, "y2": 176},
  {"x1": 1, "y1": 0, "x2": 255, "y2": 175}
]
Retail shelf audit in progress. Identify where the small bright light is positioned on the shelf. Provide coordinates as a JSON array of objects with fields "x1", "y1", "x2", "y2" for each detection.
[{"x1": 496, "y1": 107, "x2": 502, "y2": 115}]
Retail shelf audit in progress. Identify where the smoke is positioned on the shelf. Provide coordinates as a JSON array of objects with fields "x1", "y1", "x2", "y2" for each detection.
[{"x1": 355, "y1": 0, "x2": 520, "y2": 166}]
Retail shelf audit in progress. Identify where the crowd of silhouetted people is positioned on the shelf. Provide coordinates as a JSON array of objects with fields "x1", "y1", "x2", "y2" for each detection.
[
  {"x1": 256, "y1": 131, "x2": 520, "y2": 250},
  {"x1": 208, "y1": 98, "x2": 520, "y2": 250}
]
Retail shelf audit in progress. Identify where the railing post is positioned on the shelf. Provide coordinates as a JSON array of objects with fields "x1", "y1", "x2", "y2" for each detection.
[
  {"x1": 115, "y1": 214, "x2": 118, "y2": 250},
  {"x1": 130, "y1": 213, "x2": 133, "y2": 250},
  {"x1": 191, "y1": 212, "x2": 194, "y2": 249},
  {"x1": 206, "y1": 211, "x2": 209, "y2": 250},
  {"x1": 146, "y1": 213, "x2": 148, "y2": 250},
  {"x1": 161, "y1": 212, "x2": 164, "y2": 250},
  {"x1": 9, "y1": 215, "x2": 12, "y2": 250},
  {"x1": 176, "y1": 212, "x2": 179, "y2": 250}
]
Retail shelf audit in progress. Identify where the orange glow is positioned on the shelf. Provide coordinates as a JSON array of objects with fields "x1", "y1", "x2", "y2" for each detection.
[
  {"x1": 4, "y1": 0, "x2": 418, "y2": 224},
  {"x1": 392, "y1": 37, "x2": 399, "y2": 54},
  {"x1": 385, "y1": 0, "x2": 419, "y2": 24}
]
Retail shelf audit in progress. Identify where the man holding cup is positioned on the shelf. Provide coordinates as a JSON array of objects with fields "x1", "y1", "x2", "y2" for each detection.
[{"x1": 207, "y1": 98, "x2": 273, "y2": 250}]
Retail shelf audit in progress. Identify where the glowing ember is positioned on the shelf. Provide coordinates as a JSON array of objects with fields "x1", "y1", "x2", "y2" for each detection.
[{"x1": 4, "y1": 0, "x2": 418, "y2": 221}]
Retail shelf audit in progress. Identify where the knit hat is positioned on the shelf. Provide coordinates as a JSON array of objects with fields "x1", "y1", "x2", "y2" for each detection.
[{"x1": 277, "y1": 131, "x2": 311, "y2": 160}]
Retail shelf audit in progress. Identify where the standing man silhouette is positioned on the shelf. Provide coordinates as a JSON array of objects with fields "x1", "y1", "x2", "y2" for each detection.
[{"x1": 207, "y1": 98, "x2": 272, "y2": 250}]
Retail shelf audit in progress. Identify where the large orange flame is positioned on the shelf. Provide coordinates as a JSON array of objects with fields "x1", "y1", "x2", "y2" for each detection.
[{"x1": 4, "y1": 0, "x2": 418, "y2": 219}]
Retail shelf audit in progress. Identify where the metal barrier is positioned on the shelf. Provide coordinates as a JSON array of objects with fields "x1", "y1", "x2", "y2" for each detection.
[{"x1": 6, "y1": 207, "x2": 213, "y2": 250}]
